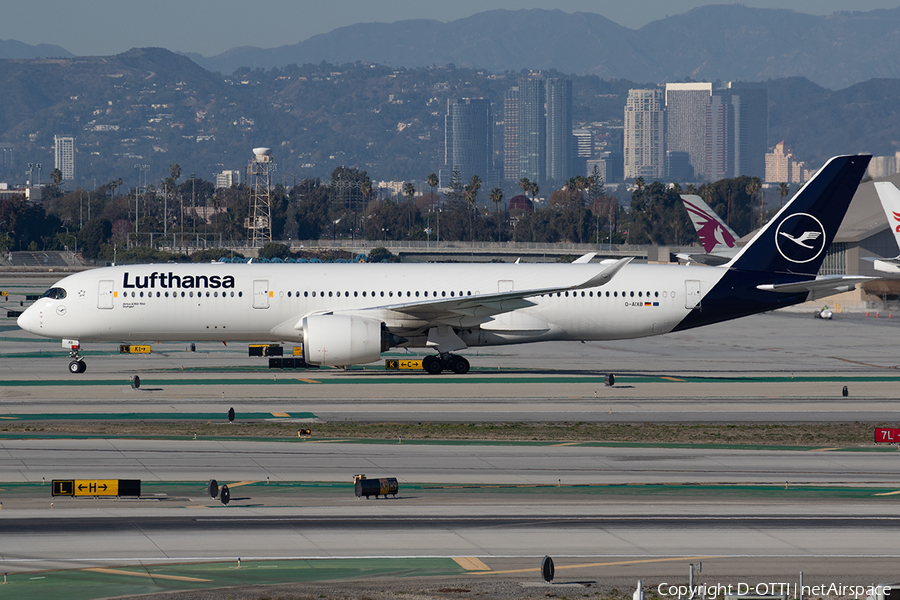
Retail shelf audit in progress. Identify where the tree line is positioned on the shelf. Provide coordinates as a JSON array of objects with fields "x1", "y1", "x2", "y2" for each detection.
[{"x1": 1, "y1": 163, "x2": 775, "y2": 263}]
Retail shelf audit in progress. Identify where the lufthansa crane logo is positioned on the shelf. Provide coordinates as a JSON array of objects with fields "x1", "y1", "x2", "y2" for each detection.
[{"x1": 774, "y1": 213, "x2": 826, "y2": 264}]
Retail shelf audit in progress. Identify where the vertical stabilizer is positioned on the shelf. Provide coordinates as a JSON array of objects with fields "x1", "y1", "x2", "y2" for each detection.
[
  {"x1": 726, "y1": 154, "x2": 871, "y2": 276},
  {"x1": 681, "y1": 194, "x2": 738, "y2": 253},
  {"x1": 874, "y1": 181, "x2": 900, "y2": 252}
]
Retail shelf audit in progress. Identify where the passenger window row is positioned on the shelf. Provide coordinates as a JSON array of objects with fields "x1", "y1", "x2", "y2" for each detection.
[
  {"x1": 285, "y1": 290, "x2": 473, "y2": 298},
  {"x1": 540, "y1": 290, "x2": 676, "y2": 298},
  {"x1": 123, "y1": 291, "x2": 242, "y2": 298}
]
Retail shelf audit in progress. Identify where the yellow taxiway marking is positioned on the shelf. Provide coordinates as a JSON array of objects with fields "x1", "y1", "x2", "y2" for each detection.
[
  {"x1": 807, "y1": 447, "x2": 841, "y2": 452},
  {"x1": 226, "y1": 480, "x2": 259, "y2": 488},
  {"x1": 874, "y1": 490, "x2": 900, "y2": 496},
  {"x1": 86, "y1": 568, "x2": 211, "y2": 582},
  {"x1": 453, "y1": 557, "x2": 491, "y2": 571},
  {"x1": 475, "y1": 555, "x2": 719, "y2": 575},
  {"x1": 660, "y1": 376, "x2": 685, "y2": 382},
  {"x1": 0, "y1": 417, "x2": 17, "y2": 419},
  {"x1": 271, "y1": 412, "x2": 291, "y2": 417},
  {"x1": 296, "y1": 378, "x2": 321, "y2": 384},
  {"x1": 304, "y1": 439, "x2": 352, "y2": 443},
  {"x1": 551, "y1": 442, "x2": 582, "y2": 447}
]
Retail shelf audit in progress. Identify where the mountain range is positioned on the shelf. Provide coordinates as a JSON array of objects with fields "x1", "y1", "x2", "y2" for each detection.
[
  {"x1": 2, "y1": 46, "x2": 900, "y2": 187},
  {"x1": 6, "y1": 6, "x2": 900, "y2": 89},
  {"x1": 181, "y1": 5, "x2": 900, "y2": 90}
]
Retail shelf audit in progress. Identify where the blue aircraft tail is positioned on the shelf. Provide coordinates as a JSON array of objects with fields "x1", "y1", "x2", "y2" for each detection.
[{"x1": 727, "y1": 154, "x2": 871, "y2": 276}]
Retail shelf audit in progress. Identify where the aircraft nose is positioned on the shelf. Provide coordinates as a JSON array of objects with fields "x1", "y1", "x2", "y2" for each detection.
[{"x1": 16, "y1": 304, "x2": 38, "y2": 333}]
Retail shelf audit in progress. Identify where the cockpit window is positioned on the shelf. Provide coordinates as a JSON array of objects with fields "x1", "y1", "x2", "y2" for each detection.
[{"x1": 40, "y1": 287, "x2": 67, "y2": 300}]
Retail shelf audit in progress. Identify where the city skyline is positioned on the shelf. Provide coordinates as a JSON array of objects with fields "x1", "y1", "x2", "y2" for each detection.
[{"x1": 2, "y1": 1, "x2": 898, "y2": 58}]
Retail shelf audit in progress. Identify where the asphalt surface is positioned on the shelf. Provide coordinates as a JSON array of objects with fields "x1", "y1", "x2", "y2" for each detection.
[{"x1": 4, "y1": 303, "x2": 900, "y2": 591}]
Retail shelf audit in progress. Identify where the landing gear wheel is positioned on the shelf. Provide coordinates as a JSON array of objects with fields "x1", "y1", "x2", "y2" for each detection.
[
  {"x1": 68, "y1": 360, "x2": 86, "y2": 374},
  {"x1": 422, "y1": 355, "x2": 443, "y2": 375},
  {"x1": 449, "y1": 355, "x2": 470, "y2": 374}
]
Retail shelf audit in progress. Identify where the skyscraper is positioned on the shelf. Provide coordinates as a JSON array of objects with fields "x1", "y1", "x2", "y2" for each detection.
[
  {"x1": 705, "y1": 91, "x2": 734, "y2": 181},
  {"x1": 545, "y1": 78, "x2": 573, "y2": 182},
  {"x1": 665, "y1": 83, "x2": 711, "y2": 180},
  {"x1": 503, "y1": 88, "x2": 519, "y2": 182},
  {"x1": 704, "y1": 84, "x2": 768, "y2": 180},
  {"x1": 624, "y1": 89, "x2": 665, "y2": 180},
  {"x1": 517, "y1": 77, "x2": 545, "y2": 183},
  {"x1": 54, "y1": 135, "x2": 75, "y2": 181},
  {"x1": 0, "y1": 143, "x2": 13, "y2": 175},
  {"x1": 726, "y1": 82, "x2": 768, "y2": 179},
  {"x1": 441, "y1": 98, "x2": 493, "y2": 187}
]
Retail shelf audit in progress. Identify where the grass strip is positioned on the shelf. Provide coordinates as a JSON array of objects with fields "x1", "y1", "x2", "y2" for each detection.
[{"x1": 0, "y1": 421, "x2": 895, "y2": 449}]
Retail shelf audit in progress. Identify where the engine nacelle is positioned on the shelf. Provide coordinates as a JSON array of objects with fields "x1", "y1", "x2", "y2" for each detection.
[{"x1": 302, "y1": 314, "x2": 391, "y2": 366}]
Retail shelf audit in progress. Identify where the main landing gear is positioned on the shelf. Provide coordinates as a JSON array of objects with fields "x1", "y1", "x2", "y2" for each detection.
[
  {"x1": 422, "y1": 353, "x2": 469, "y2": 375},
  {"x1": 68, "y1": 344, "x2": 86, "y2": 374}
]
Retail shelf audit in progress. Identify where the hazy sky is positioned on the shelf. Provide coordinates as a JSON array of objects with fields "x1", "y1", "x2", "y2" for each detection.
[{"x1": 5, "y1": 0, "x2": 900, "y2": 57}]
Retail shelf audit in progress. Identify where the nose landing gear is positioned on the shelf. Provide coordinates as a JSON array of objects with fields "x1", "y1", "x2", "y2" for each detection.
[{"x1": 67, "y1": 343, "x2": 86, "y2": 374}]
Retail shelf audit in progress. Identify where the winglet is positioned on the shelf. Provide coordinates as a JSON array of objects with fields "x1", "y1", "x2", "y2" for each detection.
[
  {"x1": 575, "y1": 256, "x2": 633, "y2": 289},
  {"x1": 573, "y1": 252, "x2": 597, "y2": 264}
]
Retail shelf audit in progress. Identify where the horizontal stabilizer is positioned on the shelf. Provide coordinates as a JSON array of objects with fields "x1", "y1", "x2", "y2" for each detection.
[
  {"x1": 675, "y1": 252, "x2": 734, "y2": 266},
  {"x1": 757, "y1": 275, "x2": 874, "y2": 298},
  {"x1": 870, "y1": 256, "x2": 900, "y2": 274}
]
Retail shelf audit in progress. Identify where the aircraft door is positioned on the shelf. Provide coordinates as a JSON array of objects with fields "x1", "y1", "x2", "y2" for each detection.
[
  {"x1": 685, "y1": 280, "x2": 701, "y2": 310},
  {"x1": 98, "y1": 280, "x2": 114, "y2": 309},
  {"x1": 252, "y1": 280, "x2": 270, "y2": 309},
  {"x1": 498, "y1": 280, "x2": 514, "y2": 293}
]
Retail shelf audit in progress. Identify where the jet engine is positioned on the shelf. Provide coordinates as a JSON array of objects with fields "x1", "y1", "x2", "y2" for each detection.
[{"x1": 301, "y1": 314, "x2": 404, "y2": 366}]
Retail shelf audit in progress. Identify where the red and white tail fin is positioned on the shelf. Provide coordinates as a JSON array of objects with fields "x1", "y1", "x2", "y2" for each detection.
[
  {"x1": 874, "y1": 182, "x2": 900, "y2": 250},
  {"x1": 680, "y1": 194, "x2": 738, "y2": 254}
]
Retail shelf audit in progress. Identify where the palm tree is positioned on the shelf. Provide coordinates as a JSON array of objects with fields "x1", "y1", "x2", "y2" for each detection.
[
  {"x1": 778, "y1": 182, "x2": 790, "y2": 207},
  {"x1": 490, "y1": 186, "x2": 503, "y2": 215},
  {"x1": 490, "y1": 186, "x2": 503, "y2": 242},
  {"x1": 360, "y1": 179, "x2": 373, "y2": 239},
  {"x1": 426, "y1": 173, "x2": 438, "y2": 243},
  {"x1": 518, "y1": 177, "x2": 531, "y2": 199},
  {"x1": 528, "y1": 181, "x2": 539, "y2": 203},
  {"x1": 464, "y1": 175, "x2": 482, "y2": 241},
  {"x1": 166, "y1": 163, "x2": 181, "y2": 238},
  {"x1": 746, "y1": 177, "x2": 762, "y2": 229},
  {"x1": 404, "y1": 181, "x2": 416, "y2": 237}
]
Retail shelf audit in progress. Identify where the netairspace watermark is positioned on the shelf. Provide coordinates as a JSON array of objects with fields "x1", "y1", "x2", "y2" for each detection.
[{"x1": 657, "y1": 583, "x2": 893, "y2": 599}]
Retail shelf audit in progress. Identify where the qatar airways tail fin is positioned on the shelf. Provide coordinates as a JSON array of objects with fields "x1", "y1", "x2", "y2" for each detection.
[
  {"x1": 678, "y1": 195, "x2": 739, "y2": 265},
  {"x1": 681, "y1": 195, "x2": 738, "y2": 253}
]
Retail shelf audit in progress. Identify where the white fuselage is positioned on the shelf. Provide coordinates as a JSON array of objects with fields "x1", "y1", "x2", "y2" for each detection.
[{"x1": 17, "y1": 262, "x2": 726, "y2": 352}]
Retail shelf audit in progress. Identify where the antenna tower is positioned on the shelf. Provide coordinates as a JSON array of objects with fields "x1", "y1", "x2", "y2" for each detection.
[{"x1": 247, "y1": 147, "x2": 275, "y2": 246}]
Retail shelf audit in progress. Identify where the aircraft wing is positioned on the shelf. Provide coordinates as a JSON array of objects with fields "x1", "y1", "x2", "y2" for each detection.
[
  {"x1": 756, "y1": 275, "x2": 875, "y2": 301},
  {"x1": 333, "y1": 256, "x2": 633, "y2": 326}
]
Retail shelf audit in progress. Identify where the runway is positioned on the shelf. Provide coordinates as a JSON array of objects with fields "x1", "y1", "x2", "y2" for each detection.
[
  {"x1": 2, "y1": 438, "x2": 900, "y2": 485},
  {"x1": 3, "y1": 307, "x2": 900, "y2": 593}
]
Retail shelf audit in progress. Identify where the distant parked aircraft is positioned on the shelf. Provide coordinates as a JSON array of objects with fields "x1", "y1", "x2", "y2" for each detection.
[{"x1": 677, "y1": 194, "x2": 739, "y2": 265}]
